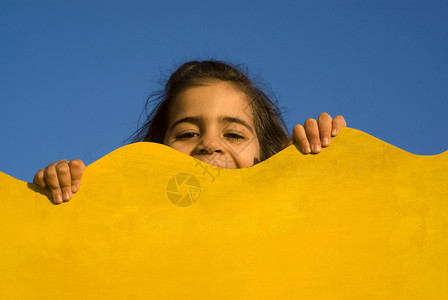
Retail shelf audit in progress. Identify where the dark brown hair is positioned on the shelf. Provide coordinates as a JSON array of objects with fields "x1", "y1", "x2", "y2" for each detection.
[{"x1": 130, "y1": 60, "x2": 289, "y2": 161}]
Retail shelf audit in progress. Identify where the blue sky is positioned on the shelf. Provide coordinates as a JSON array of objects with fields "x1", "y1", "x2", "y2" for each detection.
[{"x1": 1, "y1": 0, "x2": 447, "y2": 181}]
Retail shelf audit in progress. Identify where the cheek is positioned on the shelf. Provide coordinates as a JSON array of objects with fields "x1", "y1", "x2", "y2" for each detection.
[
  {"x1": 234, "y1": 139, "x2": 260, "y2": 167},
  {"x1": 247, "y1": 138, "x2": 261, "y2": 159}
]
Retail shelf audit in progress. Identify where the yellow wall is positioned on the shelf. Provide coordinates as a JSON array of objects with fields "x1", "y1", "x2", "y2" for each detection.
[{"x1": 1, "y1": 128, "x2": 447, "y2": 299}]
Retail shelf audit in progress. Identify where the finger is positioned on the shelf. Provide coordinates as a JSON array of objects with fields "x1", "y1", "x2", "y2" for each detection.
[
  {"x1": 55, "y1": 161, "x2": 73, "y2": 202},
  {"x1": 69, "y1": 159, "x2": 85, "y2": 193},
  {"x1": 304, "y1": 118, "x2": 322, "y2": 153},
  {"x1": 292, "y1": 124, "x2": 311, "y2": 153},
  {"x1": 43, "y1": 162, "x2": 64, "y2": 204},
  {"x1": 331, "y1": 115, "x2": 347, "y2": 136},
  {"x1": 33, "y1": 168, "x2": 48, "y2": 190},
  {"x1": 318, "y1": 112, "x2": 333, "y2": 147}
]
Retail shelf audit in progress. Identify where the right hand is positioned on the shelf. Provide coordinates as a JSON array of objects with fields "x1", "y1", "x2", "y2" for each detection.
[{"x1": 33, "y1": 159, "x2": 85, "y2": 204}]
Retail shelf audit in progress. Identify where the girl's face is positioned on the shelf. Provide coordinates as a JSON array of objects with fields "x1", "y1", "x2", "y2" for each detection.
[{"x1": 163, "y1": 82, "x2": 260, "y2": 169}]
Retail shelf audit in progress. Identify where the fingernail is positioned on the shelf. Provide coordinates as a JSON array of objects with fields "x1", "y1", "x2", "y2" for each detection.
[
  {"x1": 322, "y1": 138, "x2": 330, "y2": 147},
  {"x1": 332, "y1": 129, "x2": 338, "y2": 136},
  {"x1": 63, "y1": 192, "x2": 70, "y2": 201},
  {"x1": 312, "y1": 144, "x2": 321, "y2": 153},
  {"x1": 303, "y1": 146, "x2": 311, "y2": 153},
  {"x1": 72, "y1": 185, "x2": 78, "y2": 193},
  {"x1": 55, "y1": 194, "x2": 62, "y2": 204}
]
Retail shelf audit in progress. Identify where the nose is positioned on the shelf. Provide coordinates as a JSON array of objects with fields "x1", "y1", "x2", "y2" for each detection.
[{"x1": 194, "y1": 134, "x2": 225, "y2": 155}]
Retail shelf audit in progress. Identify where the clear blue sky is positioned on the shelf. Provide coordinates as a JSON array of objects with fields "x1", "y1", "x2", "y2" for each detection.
[{"x1": 1, "y1": 0, "x2": 447, "y2": 181}]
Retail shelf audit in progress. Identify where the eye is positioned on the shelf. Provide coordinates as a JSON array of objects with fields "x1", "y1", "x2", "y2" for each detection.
[
  {"x1": 224, "y1": 132, "x2": 246, "y2": 141},
  {"x1": 175, "y1": 132, "x2": 199, "y2": 140}
]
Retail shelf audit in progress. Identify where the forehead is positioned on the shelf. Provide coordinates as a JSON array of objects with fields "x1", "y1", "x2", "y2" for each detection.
[{"x1": 168, "y1": 82, "x2": 254, "y2": 124}]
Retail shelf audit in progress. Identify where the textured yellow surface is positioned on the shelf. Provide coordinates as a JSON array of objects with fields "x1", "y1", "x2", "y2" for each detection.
[{"x1": 1, "y1": 128, "x2": 447, "y2": 299}]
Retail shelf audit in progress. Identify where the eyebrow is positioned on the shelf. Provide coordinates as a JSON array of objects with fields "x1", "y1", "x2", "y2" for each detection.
[
  {"x1": 220, "y1": 116, "x2": 254, "y2": 134},
  {"x1": 168, "y1": 115, "x2": 255, "y2": 134},
  {"x1": 168, "y1": 116, "x2": 201, "y2": 132}
]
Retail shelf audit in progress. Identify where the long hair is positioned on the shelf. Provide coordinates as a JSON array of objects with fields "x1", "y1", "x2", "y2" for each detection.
[{"x1": 129, "y1": 60, "x2": 289, "y2": 161}]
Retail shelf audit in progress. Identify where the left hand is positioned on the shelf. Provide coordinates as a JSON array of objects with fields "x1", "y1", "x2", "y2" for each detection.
[{"x1": 287, "y1": 113, "x2": 346, "y2": 154}]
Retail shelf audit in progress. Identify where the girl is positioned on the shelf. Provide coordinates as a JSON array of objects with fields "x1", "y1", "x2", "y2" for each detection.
[{"x1": 34, "y1": 60, "x2": 346, "y2": 203}]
